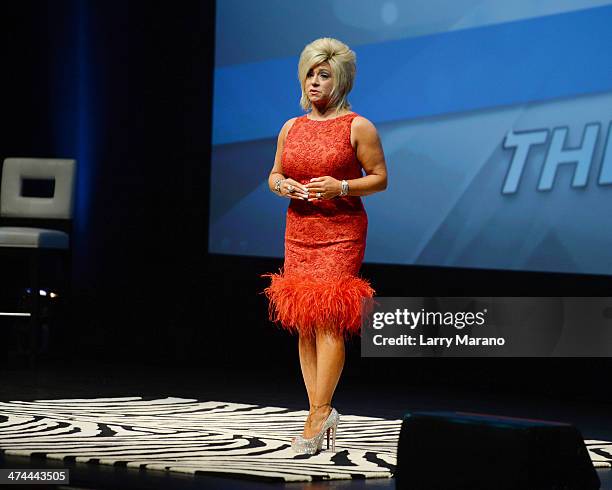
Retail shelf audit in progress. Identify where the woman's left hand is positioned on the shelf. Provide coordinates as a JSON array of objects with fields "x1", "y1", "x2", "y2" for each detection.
[{"x1": 305, "y1": 176, "x2": 341, "y2": 201}]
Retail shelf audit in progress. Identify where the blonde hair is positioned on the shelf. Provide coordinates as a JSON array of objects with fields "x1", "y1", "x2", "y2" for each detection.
[{"x1": 298, "y1": 37, "x2": 356, "y2": 113}]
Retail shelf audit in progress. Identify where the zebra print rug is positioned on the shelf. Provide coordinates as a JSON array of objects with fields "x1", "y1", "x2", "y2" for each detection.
[
  {"x1": 0, "y1": 397, "x2": 610, "y2": 482},
  {"x1": 0, "y1": 397, "x2": 398, "y2": 482}
]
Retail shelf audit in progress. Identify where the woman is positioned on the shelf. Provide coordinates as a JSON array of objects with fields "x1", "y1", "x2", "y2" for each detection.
[{"x1": 263, "y1": 37, "x2": 387, "y2": 454}]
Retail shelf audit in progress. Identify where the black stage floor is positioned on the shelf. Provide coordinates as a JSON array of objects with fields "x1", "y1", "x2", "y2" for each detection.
[{"x1": 1, "y1": 361, "x2": 611, "y2": 489}]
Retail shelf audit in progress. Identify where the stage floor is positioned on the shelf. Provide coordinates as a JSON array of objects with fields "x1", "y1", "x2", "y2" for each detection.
[{"x1": 1, "y1": 361, "x2": 611, "y2": 489}]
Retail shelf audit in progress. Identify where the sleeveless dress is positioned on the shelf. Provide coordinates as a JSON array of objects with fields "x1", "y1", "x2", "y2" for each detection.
[{"x1": 263, "y1": 112, "x2": 375, "y2": 338}]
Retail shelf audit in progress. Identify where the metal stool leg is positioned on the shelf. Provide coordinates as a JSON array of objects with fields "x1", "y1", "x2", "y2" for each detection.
[{"x1": 28, "y1": 250, "x2": 40, "y2": 368}]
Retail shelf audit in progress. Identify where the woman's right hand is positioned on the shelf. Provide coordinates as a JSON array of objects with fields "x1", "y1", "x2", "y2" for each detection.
[{"x1": 279, "y1": 178, "x2": 309, "y2": 200}]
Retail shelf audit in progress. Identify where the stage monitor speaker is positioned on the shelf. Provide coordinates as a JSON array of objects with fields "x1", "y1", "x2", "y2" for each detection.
[{"x1": 395, "y1": 411, "x2": 600, "y2": 490}]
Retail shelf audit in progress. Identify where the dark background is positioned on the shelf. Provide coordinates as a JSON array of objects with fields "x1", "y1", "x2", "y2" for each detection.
[{"x1": 2, "y1": 1, "x2": 611, "y2": 405}]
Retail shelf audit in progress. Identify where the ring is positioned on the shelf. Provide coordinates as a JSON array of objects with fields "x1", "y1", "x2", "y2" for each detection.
[
  {"x1": 316, "y1": 192, "x2": 322, "y2": 198},
  {"x1": 287, "y1": 184, "x2": 294, "y2": 193}
]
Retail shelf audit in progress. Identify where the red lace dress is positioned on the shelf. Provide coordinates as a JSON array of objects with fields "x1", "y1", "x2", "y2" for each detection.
[{"x1": 263, "y1": 112, "x2": 375, "y2": 338}]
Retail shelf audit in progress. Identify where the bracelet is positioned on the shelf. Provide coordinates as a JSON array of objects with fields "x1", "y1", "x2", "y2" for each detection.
[
  {"x1": 274, "y1": 178, "x2": 284, "y2": 193},
  {"x1": 340, "y1": 179, "x2": 349, "y2": 196}
]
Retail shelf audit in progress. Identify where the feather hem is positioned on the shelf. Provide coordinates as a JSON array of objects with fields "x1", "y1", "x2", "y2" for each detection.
[{"x1": 261, "y1": 270, "x2": 375, "y2": 339}]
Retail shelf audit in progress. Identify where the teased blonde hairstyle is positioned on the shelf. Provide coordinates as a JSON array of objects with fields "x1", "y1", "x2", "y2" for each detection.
[{"x1": 298, "y1": 37, "x2": 356, "y2": 113}]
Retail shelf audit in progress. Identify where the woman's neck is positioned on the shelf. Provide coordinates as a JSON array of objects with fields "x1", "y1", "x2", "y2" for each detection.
[{"x1": 309, "y1": 104, "x2": 347, "y2": 120}]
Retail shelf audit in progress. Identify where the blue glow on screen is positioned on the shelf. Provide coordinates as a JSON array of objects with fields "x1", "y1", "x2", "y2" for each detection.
[
  {"x1": 50, "y1": 0, "x2": 95, "y2": 283},
  {"x1": 210, "y1": 1, "x2": 612, "y2": 276},
  {"x1": 75, "y1": 0, "x2": 92, "y2": 233}
]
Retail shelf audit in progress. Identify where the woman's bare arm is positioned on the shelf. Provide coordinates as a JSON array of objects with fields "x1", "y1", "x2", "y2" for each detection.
[
  {"x1": 268, "y1": 118, "x2": 309, "y2": 199},
  {"x1": 346, "y1": 116, "x2": 388, "y2": 196}
]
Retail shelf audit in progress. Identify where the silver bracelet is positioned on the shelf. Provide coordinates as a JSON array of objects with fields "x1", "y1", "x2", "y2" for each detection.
[{"x1": 340, "y1": 179, "x2": 349, "y2": 196}]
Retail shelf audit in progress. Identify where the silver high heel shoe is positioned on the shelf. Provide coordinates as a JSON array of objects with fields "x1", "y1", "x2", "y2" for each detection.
[{"x1": 291, "y1": 405, "x2": 339, "y2": 455}]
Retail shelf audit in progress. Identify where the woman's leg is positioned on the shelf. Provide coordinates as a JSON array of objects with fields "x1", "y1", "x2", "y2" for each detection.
[
  {"x1": 303, "y1": 329, "x2": 345, "y2": 438},
  {"x1": 298, "y1": 333, "x2": 318, "y2": 434}
]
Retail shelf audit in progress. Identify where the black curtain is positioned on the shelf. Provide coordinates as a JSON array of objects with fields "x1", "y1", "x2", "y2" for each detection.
[{"x1": 2, "y1": 0, "x2": 212, "y2": 362}]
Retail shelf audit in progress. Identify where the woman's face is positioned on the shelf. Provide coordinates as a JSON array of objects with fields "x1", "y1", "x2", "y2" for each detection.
[{"x1": 305, "y1": 62, "x2": 333, "y2": 106}]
